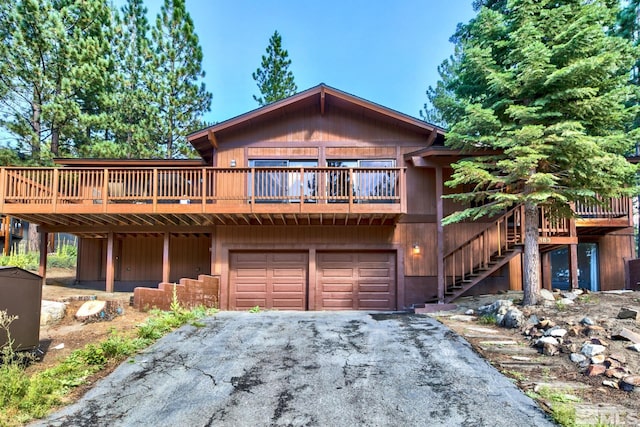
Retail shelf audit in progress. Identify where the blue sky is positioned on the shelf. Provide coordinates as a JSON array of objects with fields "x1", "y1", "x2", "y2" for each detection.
[{"x1": 134, "y1": 0, "x2": 476, "y2": 124}]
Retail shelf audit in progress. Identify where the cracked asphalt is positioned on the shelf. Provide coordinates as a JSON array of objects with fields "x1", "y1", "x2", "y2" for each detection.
[{"x1": 35, "y1": 311, "x2": 553, "y2": 427}]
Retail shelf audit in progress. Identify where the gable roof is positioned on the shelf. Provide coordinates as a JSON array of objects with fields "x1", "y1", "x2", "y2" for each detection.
[{"x1": 188, "y1": 83, "x2": 446, "y2": 164}]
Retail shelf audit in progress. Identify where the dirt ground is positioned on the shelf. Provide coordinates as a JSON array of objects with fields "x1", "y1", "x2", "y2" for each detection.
[{"x1": 31, "y1": 269, "x2": 640, "y2": 422}]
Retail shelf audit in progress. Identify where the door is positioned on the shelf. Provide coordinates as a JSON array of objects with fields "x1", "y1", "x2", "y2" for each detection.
[
  {"x1": 316, "y1": 251, "x2": 396, "y2": 310},
  {"x1": 229, "y1": 252, "x2": 308, "y2": 310}
]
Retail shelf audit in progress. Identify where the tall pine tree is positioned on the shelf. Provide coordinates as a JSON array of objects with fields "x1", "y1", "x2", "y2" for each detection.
[
  {"x1": 150, "y1": 0, "x2": 211, "y2": 159},
  {"x1": 252, "y1": 31, "x2": 297, "y2": 106},
  {"x1": 428, "y1": 0, "x2": 639, "y2": 305},
  {"x1": 0, "y1": 0, "x2": 112, "y2": 164},
  {"x1": 88, "y1": 0, "x2": 161, "y2": 159}
]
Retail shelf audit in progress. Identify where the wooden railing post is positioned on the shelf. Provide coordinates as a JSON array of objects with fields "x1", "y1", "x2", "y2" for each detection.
[
  {"x1": 250, "y1": 167, "x2": 255, "y2": 206},
  {"x1": 152, "y1": 168, "x2": 158, "y2": 212},
  {"x1": 201, "y1": 167, "x2": 206, "y2": 209},
  {"x1": 52, "y1": 168, "x2": 59, "y2": 211},
  {"x1": 348, "y1": 168, "x2": 354, "y2": 210},
  {"x1": 299, "y1": 167, "x2": 304, "y2": 205},
  {"x1": 102, "y1": 169, "x2": 108, "y2": 211},
  {"x1": 400, "y1": 168, "x2": 407, "y2": 213},
  {"x1": 0, "y1": 168, "x2": 6, "y2": 212}
]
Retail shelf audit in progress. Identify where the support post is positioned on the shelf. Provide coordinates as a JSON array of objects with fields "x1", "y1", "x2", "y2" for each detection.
[
  {"x1": 568, "y1": 218, "x2": 578, "y2": 290},
  {"x1": 39, "y1": 231, "x2": 48, "y2": 286},
  {"x1": 3, "y1": 216, "x2": 9, "y2": 255},
  {"x1": 436, "y1": 166, "x2": 445, "y2": 303},
  {"x1": 162, "y1": 232, "x2": 170, "y2": 283},
  {"x1": 568, "y1": 244, "x2": 579, "y2": 290},
  {"x1": 541, "y1": 251, "x2": 551, "y2": 290},
  {"x1": 106, "y1": 232, "x2": 115, "y2": 293}
]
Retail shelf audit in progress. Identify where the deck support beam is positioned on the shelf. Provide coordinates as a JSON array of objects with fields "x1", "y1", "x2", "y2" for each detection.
[
  {"x1": 436, "y1": 165, "x2": 445, "y2": 304},
  {"x1": 162, "y1": 232, "x2": 170, "y2": 283},
  {"x1": 568, "y1": 218, "x2": 578, "y2": 290},
  {"x1": 106, "y1": 231, "x2": 114, "y2": 293}
]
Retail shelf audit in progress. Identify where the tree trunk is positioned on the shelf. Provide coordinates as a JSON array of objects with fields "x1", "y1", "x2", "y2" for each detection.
[
  {"x1": 30, "y1": 93, "x2": 41, "y2": 163},
  {"x1": 523, "y1": 201, "x2": 540, "y2": 306}
]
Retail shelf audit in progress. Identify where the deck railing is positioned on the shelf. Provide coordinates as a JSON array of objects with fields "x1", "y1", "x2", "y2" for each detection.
[{"x1": 0, "y1": 166, "x2": 405, "y2": 207}]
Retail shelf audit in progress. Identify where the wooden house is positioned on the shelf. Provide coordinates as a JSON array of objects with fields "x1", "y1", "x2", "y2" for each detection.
[{"x1": 0, "y1": 85, "x2": 635, "y2": 310}]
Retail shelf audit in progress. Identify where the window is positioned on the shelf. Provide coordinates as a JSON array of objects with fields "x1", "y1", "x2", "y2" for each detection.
[
  {"x1": 250, "y1": 160, "x2": 318, "y2": 202},
  {"x1": 327, "y1": 159, "x2": 396, "y2": 202}
]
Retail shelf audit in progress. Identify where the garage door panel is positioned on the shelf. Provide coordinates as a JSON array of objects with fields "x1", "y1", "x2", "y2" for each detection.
[
  {"x1": 230, "y1": 252, "x2": 308, "y2": 311},
  {"x1": 359, "y1": 268, "x2": 391, "y2": 277},
  {"x1": 235, "y1": 283, "x2": 268, "y2": 293},
  {"x1": 272, "y1": 268, "x2": 305, "y2": 278},
  {"x1": 317, "y1": 251, "x2": 396, "y2": 311},
  {"x1": 272, "y1": 283, "x2": 305, "y2": 292}
]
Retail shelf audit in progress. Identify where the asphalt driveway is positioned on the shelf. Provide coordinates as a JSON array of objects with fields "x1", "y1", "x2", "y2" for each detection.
[{"x1": 37, "y1": 311, "x2": 553, "y2": 426}]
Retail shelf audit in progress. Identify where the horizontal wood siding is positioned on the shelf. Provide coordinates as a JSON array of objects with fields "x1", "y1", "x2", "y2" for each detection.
[
  {"x1": 247, "y1": 147, "x2": 318, "y2": 158},
  {"x1": 324, "y1": 147, "x2": 396, "y2": 158},
  {"x1": 169, "y1": 236, "x2": 211, "y2": 281}
]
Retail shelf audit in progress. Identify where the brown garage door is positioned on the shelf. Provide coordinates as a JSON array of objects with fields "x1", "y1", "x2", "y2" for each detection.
[
  {"x1": 229, "y1": 252, "x2": 308, "y2": 310},
  {"x1": 316, "y1": 251, "x2": 396, "y2": 311}
]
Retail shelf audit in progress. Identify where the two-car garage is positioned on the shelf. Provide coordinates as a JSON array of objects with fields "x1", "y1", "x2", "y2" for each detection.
[{"x1": 229, "y1": 251, "x2": 397, "y2": 311}]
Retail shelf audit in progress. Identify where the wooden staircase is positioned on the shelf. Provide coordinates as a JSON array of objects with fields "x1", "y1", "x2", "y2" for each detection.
[{"x1": 441, "y1": 206, "x2": 525, "y2": 304}]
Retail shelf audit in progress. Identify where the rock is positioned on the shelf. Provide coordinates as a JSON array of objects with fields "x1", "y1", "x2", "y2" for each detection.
[
  {"x1": 546, "y1": 327, "x2": 567, "y2": 338},
  {"x1": 565, "y1": 343, "x2": 580, "y2": 353},
  {"x1": 627, "y1": 343, "x2": 640, "y2": 352},
  {"x1": 557, "y1": 298, "x2": 575, "y2": 306},
  {"x1": 591, "y1": 354, "x2": 605, "y2": 364},
  {"x1": 617, "y1": 307, "x2": 639, "y2": 320},
  {"x1": 561, "y1": 291, "x2": 579, "y2": 300},
  {"x1": 602, "y1": 380, "x2": 619, "y2": 389},
  {"x1": 539, "y1": 289, "x2": 556, "y2": 302},
  {"x1": 580, "y1": 317, "x2": 595, "y2": 326},
  {"x1": 581, "y1": 343, "x2": 606, "y2": 357},
  {"x1": 605, "y1": 368, "x2": 628, "y2": 379},
  {"x1": 538, "y1": 319, "x2": 556, "y2": 329},
  {"x1": 612, "y1": 328, "x2": 640, "y2": 344},
  {"x1": 502, "y1": 308, "x2": 525, "y2": 329},
  {"x1": 543, "y1": 343, "x2": 559, "y2": 356},
  {"x1": 584, "y1": 325, "x2": 605, "y2": 336},
  {"x1": 464, "y1": 309, "x2": 475, "y2": 315},
  {"x1": 586, "y1": 364, "x2": 606, "y2": 376},
  {"x1": 477, "y1": 299, "x2": 513, "y2": 316},
  {"x1": 620, "y1": 375, "x2": 640, "y2": 392},
  {"x1": 590, "y1": 337, "x2": 608, "y2": 347},
  {"x1": 608, "y1": 353, "x2": 626, "y2": 364},
  {"x1": 527, "y1": 314, "x2": 539, "y2": 325},
  {"x1": 567, "y1": 326, "x2": 582, "y2": 337},
  {"x1": 40, "y1": 300, "x2": 67, "y2": 325},
  {"x1": 570, "y1": 353, "x2": 587, "y2": 364},
  {"x1": 536, "y1": 336, "x2": 559, "y2": 347}
]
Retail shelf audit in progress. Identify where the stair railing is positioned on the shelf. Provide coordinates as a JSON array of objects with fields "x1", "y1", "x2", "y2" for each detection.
[{"x1": 443, "y1": 205, "x2": 524, "y2": 292}]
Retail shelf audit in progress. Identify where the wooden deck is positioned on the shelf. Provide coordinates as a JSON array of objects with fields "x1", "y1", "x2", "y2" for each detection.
[{"x1": 0, "y1": 167, "x2": 407, "y2": 231}]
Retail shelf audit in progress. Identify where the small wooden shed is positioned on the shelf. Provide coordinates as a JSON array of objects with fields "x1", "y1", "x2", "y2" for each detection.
[{"x1": 0, "y1": 267, "x2": 42, "y2": 351}]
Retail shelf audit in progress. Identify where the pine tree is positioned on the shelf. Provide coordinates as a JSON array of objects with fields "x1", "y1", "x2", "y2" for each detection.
[
  {"x1": 89, "y1": 0, "x2": 161, "y2": 159},
  {"x1": 150, "y1": 0, "x2": 211, "y2": 159},
  {"x1": 252, "y1": 31, "x2": 297, "y2": 106},
  {"x1": 0, "y1": 0, "x2": 112, "y2": 164},
  {"x1": 428, "y1": 0, "x2": 639, "y2": 305}
]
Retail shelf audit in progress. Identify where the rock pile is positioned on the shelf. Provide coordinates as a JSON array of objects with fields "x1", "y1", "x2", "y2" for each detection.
[
  {"x1": 523, "y1": 312, "x2": 640, "y2": 393},
  {"x1": 476, "y1": 299, "x2": 525, "y2": 329}
]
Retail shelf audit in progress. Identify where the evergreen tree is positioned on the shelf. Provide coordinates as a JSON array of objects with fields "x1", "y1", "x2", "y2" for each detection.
[
  {"x1": 88, "y1": 0, "x2": 161, "y2": 159},
  {"x1": 428, "y1": 0, "x2": 639, "y2": 305},
  {"x1": 150, "y1": 0, "x2": 211, "y2": 159},
  {"x1": 252, "y1": 31, "x2": 297, "y2": 106},
  {"x1": 0, "y1": 0, "x2": 112, "y2": 164}
]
